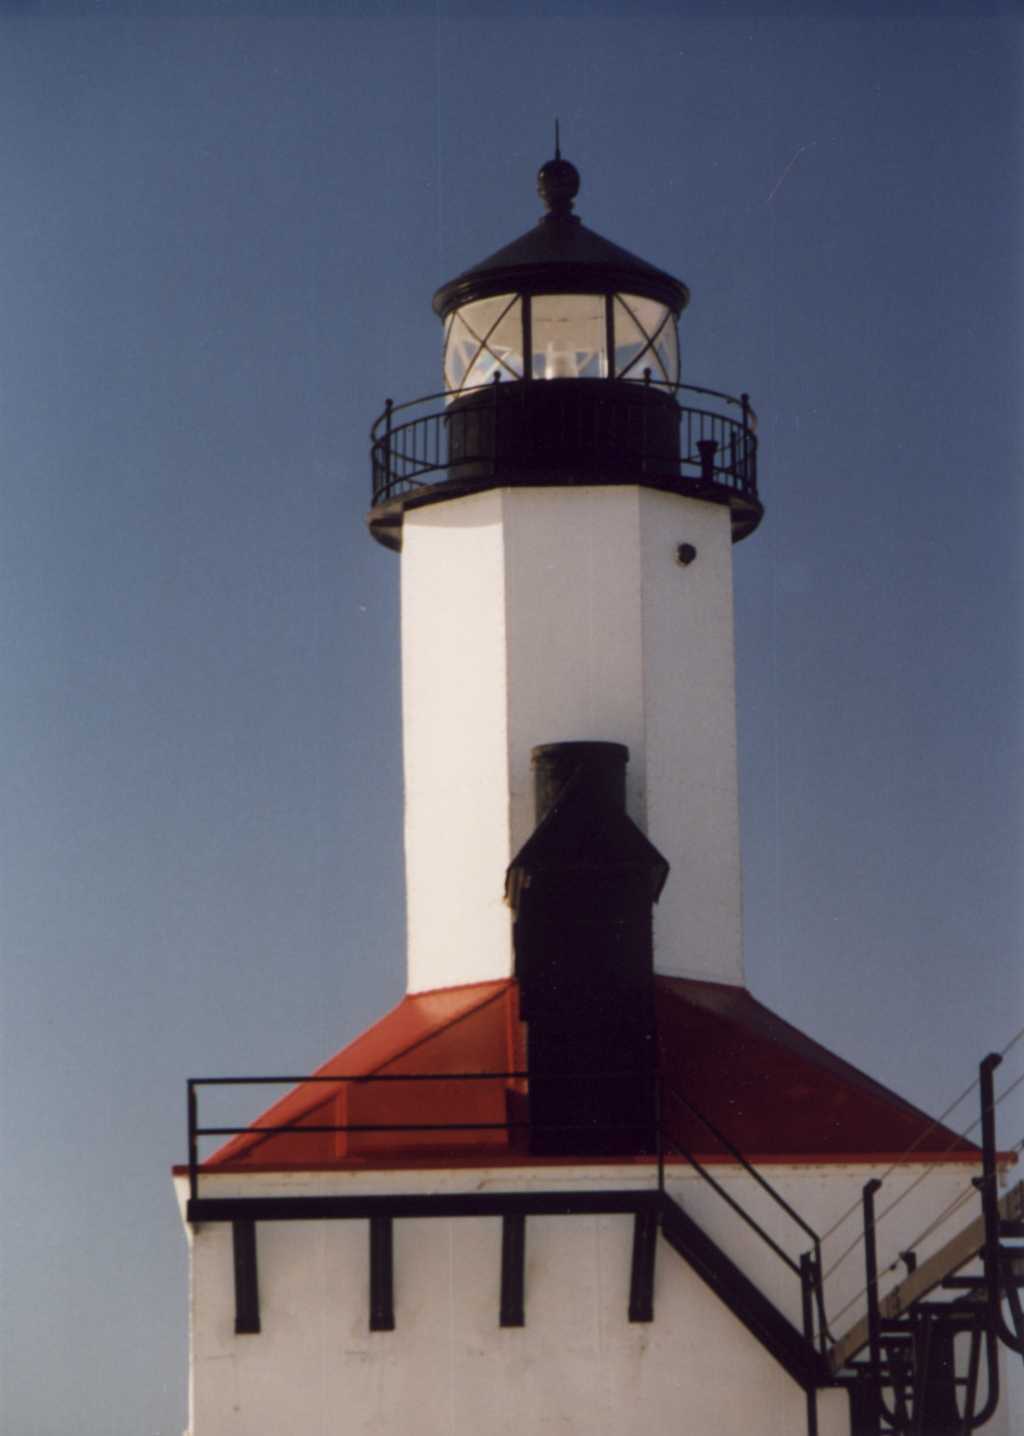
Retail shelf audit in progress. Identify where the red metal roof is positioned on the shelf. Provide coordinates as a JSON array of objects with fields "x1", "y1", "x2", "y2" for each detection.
[
  {"x1": 655, "y1": 977, "x2": 976, "y2": 1163},
  {"x1": 195, "y1": 976, "x2": 978, "y2": 1173},
  {"x1": 205, "y1": 980, "x2": 523, "y2": 1169}
]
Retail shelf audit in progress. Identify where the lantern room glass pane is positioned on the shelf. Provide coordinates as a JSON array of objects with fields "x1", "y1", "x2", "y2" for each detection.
[
  {"x1": 444, "y1": 295, "x2": 524, "y2": 396},
  {"x1": 654, "y1": 316, "x2": 679, "y2": 387},
  {"x1": 530, "y1": 294, "x2": 608, "y2": 379},
  {"x1": 612, "y1": 294, "x2": 678, "y2": 386}
]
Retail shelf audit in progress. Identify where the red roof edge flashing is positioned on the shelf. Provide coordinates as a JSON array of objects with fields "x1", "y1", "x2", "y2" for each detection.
[{"x1": 173, "y1": 1147, "x2": 1011, "y2": 1179}]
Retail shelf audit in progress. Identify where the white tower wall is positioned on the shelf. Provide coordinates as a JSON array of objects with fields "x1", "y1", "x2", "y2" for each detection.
[{"x1": 401, "y1": 484, "x2": 743, "y2": 993}]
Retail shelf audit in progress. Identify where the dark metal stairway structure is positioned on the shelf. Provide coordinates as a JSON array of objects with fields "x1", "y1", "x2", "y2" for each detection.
[
  {"x1": 659, "y1": 1189, "x2": 827, "y2": 1391},
  {"x1": 827, "y1": 1054, "x2": 1024, "y2": 1435}
]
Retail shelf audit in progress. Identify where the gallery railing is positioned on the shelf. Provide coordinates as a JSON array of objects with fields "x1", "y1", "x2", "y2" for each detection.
[{"x1": 369, "y1": 378, "x2": 758, "y2": 513}]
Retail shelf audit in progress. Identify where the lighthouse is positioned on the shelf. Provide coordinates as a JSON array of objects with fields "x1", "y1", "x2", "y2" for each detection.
[
  {"x1": 386, "y1": 147, "x2": 755, "y2": 1000},
  {"x1": 175, "y1": 152, "x2": 1022, "y2": 1436}
]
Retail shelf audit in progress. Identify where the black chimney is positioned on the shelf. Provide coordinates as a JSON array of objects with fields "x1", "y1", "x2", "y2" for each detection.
[{"x1": 506, "y1": 742, "x2": 668, "y2": 1156}]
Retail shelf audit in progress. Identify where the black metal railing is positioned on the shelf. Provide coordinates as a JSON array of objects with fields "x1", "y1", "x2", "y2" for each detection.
[
  {"x1": 368, "y1": 378, "x2": 758, "y2": 512},
  {"x1": 187, "y1": 1068, "x2": 657, "y2": 1202},
  {"x1": 185, "y1": 1066, "x2": 824, "y2": 1350},
  {"x1": 659, "y1": 1084, "x2": 834, "y2": 1355}
]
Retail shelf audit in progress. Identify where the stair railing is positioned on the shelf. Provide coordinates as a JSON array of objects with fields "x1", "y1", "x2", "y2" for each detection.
[{"x1": 658, "y1": 1081, "x2": 833, "y2": 1355}]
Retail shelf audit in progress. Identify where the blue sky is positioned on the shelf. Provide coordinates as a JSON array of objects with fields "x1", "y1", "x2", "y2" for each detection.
[{"x1": 1, "y1": 5, "x2": 1021, "y2": 1432}]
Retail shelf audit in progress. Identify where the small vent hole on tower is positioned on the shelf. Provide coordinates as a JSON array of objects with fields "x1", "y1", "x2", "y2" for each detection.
[{"x1": 675, "y1": 543, "x2": 697, "y2": 567}]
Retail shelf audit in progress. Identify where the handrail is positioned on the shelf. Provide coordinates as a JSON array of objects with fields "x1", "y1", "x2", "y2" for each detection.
[
  {"x1": 191, "y1": 1069, "x2": 535, "y2": 1085},
  {"x1": 186, "y1": 1065, "x2": 822, "y2": 1345},
  {"x1": 369, "y1": 379, "x2": 757, "y2": 435},
  {"x1": 661, "y1": 1084, "x2": 821, "y2": 1248},
  {"x1": 659, "y1": 1082, "x2": 832, "y2": 1351},
  {"x1": 660, "y1": 1131, "x2": 802, "y2": 1278},
  {"x1": 186, "y1": 1067, "x2": 659, "y2": 1191}
]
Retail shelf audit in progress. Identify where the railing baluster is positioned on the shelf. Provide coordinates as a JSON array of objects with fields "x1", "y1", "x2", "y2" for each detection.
[
  {"x1": 188, "y1": 1080, "x2": 199, "y2": 1203},
  {"x1": 383, "y1": 398, "x2": 393, "y2": 499}
]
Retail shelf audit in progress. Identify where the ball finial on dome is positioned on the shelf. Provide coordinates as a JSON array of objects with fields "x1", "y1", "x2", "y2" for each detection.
[{"x1": 537, "y1": 120, "x2": 580, "y2": 216}]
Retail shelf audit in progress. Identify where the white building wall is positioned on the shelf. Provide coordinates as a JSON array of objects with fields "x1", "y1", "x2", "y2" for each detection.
[
  {"x1": 401, "y1": 485, "x2": 743, "y2": 993},
  {"x1": 180, "y1": 1167, "x2": 844, "y2": 1436},
  {"x1": 179, "y1": 1160, "x2": 1007, "y2": 1436}
]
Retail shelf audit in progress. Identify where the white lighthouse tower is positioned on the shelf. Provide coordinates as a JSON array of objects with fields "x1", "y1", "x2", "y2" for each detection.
[
  {"x1": 175, "y1": 151, "x2": 1022, "y2": 1436},
  {"x1": 389, "y1": 147, "x2": 752, "y2": 998}
]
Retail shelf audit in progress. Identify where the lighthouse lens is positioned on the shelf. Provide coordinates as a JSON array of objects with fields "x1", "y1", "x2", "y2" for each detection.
[
  {"x1": 443, "y1": 294, "x2": 524, "y2": 397},
  {"x1": 530, "y1": 294, "x2": 607, "y2": 380}
]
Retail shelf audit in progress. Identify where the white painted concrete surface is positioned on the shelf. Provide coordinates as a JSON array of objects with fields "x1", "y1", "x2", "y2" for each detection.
[
  {"x1": 401, "y1": 485, "x2": 743, "y2": 992},
  {"x1": 638, "y1": 490, "x2": 743, "y2": 982},
  {"x1": 401, "y1": 493, "x2": 511, "y2": 990},
  {"x1": 178, "y1": 1158, "x2": 1006, "y2": 1436}
]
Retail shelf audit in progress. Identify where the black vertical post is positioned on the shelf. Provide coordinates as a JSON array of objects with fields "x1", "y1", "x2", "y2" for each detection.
[
  {"x1": 642, "y1": 367, "x2": 652, "y2": 474},
  {"x1": 604, "y1": 294, "x2": 615, "y2": 384},
  {"x1": 908, "y1": 1314, "x2": 928, "y2": 1436},
  {"x1": 910, "y1": 1313, "x2": 953, "y2": 1436},
  {"x1": 655, "y1": 1074, "x2": 665, "y2": 1199},
  {"x1": 491, "y1": 371, "x2": 501, "y2": 481},
  {"x1": 740, "y1": 392, "x2": 752, "y2": 486},
  {"x1": 369, "y1": 1216, "x2": 395, "y2": 1331},
  {"x1": 962, "y1": 1324, "x2": 982, "y2": 1433},
  {"x1": 862, "y1": 1179, "x2": 887, "y2": 1428},
  {"x1": 979, "y1": 1053, "x2": 1003, "y2": 1349},
  {"x1": 383, "y1": 397, "x2": 393, "y2": 494},
  {"x1": 1003, "y1": 1256, "x2": 1024, "y2": 1351},
  {"x1": 799, "y1": 1251, "x2": 816, "y2": 1350},
  {"x1": 500, "y1": 1213, "x2": 526, "y2": 1327},
  {"x1": 811, "y1": 1239, "x2": 830, "y2": 1357},
  {"x1": 847, "y1": 1378, "x2": 881, "y2": 1436},
  {"x1": 800, "y1": 1252, "x2": 819, "y2": 1436},
  {"x1": 976, "y1": 1051, "x2": 1024, "y2": 1361},
  {"x1": 628, "y1": 1208, "x2": 657, "y2": 1323},
  {"x1": 803, "y1": 1386, "x2": 819, "y2": 1436},
  {"x1": 232, "y1": 1220, "x2": 260, "y2": 1335},
  {"x1": 188, "y1": 1081, "x2": 199, "y2": 1204},
  {"x1": 522, "y1": 295, "x2": 533, "y2": 384}
]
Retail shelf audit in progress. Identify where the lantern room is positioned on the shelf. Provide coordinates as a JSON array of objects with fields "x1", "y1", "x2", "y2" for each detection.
[
  {"x1": 440, "y1": 288, "x2": 681, "y2": 391},
  {"x1": 435, "y1": 154, "x2": 685, "y2": 393},
  {"x1": 368, "y1": 150, "x2": 763, "y2": 550}
]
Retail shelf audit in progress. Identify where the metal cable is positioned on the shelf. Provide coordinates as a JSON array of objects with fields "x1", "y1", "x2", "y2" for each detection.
[
  {"x1": 1001, "y1": 1027, "x2": 1024, "y2": 1059},
  {"x1": 818, "y1": 1025, "x2": 1024, "y2": 1250},
  {"x1": 822, "y1": 1056, "x2": 1024, "y2": 1286},
  {"x1": 826, "y1": 1186, "x2": 982, "y2": 1329},
  {"x1": 818, "y1": 1080, "x2": 978, "y2": 1247},
  {"x1": 907, "y1": 1128, "x2": 1024, "y2": 1253},
  {"x1": 904, "y1": 1184, "x2": 979, "y2": 1255},
  {"x1": 993, "y1": 1068, "x2": 1024, "y2": 1109},
  {"x1": 828, "y1": 1129, "x2": 1024, "y2": 1333}
]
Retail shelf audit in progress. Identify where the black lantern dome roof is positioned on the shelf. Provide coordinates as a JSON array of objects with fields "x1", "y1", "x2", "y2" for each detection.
[{"x1": 432, "y1": 153, "x2": 690, "y2": 319}]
